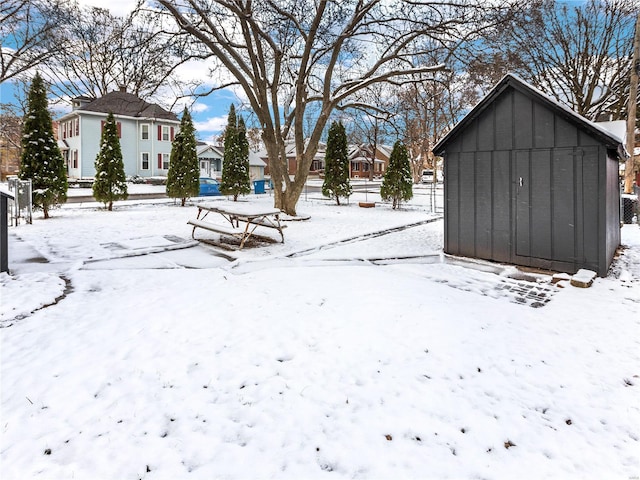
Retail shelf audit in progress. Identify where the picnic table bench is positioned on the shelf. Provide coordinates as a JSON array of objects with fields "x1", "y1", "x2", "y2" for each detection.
[{"x1": 188, "y1": 202, "x2": 286, "y2": 249}]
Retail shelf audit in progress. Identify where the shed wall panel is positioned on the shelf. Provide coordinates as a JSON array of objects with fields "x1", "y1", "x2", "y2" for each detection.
[
  {"x1": 475, "y1": 152, "x2": 493, "y2": 258},
  {"x1": 445, "y1": 152, "x2": 460, "y2": 254},
  {"x1": 582, "y1": 147, "x2": 599, "y2": 268},
  {"x1": 491, "y1": 151, "x2": 511, "y2": 263},
  {"x1": 555, "y1": 116, "x2": 577, "y2": 148},
  {"x1": 477, "y1": 108, "x2": 495, "y2": 151},
  {"x1": 495, "y1": 94, "x2": 513, "y2": 151},
  {"x1": 515, "y1": 150, "x2": 530, "y2": 257},
  {"x1": 462, "y1": 121, "x2": 478, "y2": 152},
  {"x1": 551, "y1": 149, "x2": 576, "y2": 263},
  {"x1": 579, "y1": 130, "x2": 600, "y2": 147},
  {"x1": 530, "y1": 149, "x2": 552, "y2": 260},
  {"x1": 458, "y1": 152, "x2": 476, "y2": 257},
  {"x1": 514, "y1": 92, "x2": 533, "y2": 149},
  {"x1": 604, "y1": 151, "x2": 621, "y2": 271},
  {"x1": 534, "y1": 102, "x2": 554, "y2": 148}
]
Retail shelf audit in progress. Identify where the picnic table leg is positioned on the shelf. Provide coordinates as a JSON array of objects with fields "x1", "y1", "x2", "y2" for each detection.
[
  {"x1": 275, "y1": 215, "x2": 284, "y2": 242},
  {"x1": 239, "y1": 222, "x2": 253, "y2": 249}
]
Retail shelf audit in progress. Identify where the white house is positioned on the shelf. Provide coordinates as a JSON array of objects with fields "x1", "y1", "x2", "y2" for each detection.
[
  {"x1": 197, "y1": 143, "x2": 224, "y2": 179},
  {"x1": 196, "y1": 143, "x2": 266, "y2": 181},
  {"x1": 57, "y1": 89, "x2": 180, "y2": 180}
]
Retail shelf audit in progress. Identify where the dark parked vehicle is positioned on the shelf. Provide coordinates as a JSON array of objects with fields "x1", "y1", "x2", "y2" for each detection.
[{"x1": 199, "y1": 177, "x2": 221, "y2": 196}]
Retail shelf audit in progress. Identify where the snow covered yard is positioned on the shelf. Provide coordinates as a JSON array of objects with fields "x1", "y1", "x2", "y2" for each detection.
[{"x1": 1, "y1": 188, "x2": 639, "y2": 480}]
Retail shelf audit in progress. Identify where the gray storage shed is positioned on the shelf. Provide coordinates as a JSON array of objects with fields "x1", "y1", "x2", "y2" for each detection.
[{"x1": 433, "y1": 74, "x2": 626, "y2": 276}]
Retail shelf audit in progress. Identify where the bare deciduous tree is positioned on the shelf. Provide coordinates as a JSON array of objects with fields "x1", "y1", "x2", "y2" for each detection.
[
  {"x1": 41, "y1": 3, "x2": 199, "y2": 107},
  {"x1": 342, "y1": 84, "x2": 396, "y2": 181},
  {"x1": 155, "y1": 0, "x2": 518, "y2": 215},
  {"x1": 0, "y1": 0, "x2": 67, "y2": 83},
  {"x1": 476, "y1": 0, "x2": 639, "y2": 122},
  {"x1": 395, "y1": 64, "x2": 480, "y2": 184}
]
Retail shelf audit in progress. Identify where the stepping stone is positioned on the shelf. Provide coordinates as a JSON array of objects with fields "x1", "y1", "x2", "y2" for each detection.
[{"x1": 570, "y1": 269, "x2": 597, "y2": 288}]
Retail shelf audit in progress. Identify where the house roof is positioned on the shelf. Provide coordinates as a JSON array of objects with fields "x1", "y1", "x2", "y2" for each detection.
[
  {"x1": 433, "y1": 73, "x2": 627, "y2": 159},
  {"x1": 248, "y1": 151, "x2": 267, "y2": 167},
  {"x1": 196, "y1": 143, "x2": 267, "y2": 167},
  {"x1": 73, "y1": 91, "x2": 178, "y2": 122},
  {"x1": 196, "y1": 144, "x2": 224, "y2": 157}
]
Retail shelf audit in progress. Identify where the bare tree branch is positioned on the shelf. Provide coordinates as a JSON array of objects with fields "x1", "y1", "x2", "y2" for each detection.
[
  {"x1": 0, "y1": 0, "x2": 68, "y2": 83},
  {"x1": 154, "y1": 0, "x2": 519, "y2": 215}
]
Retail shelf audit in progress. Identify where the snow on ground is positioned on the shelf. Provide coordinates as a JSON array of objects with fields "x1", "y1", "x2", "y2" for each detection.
[{"x1": 1, "y1": 184, "x2": 639, "y2": 480}]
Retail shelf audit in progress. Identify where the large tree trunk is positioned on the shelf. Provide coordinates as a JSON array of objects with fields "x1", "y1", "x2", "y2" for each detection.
[{"x1": 273, "y1": 172, "x2": 305, "y2": 217}]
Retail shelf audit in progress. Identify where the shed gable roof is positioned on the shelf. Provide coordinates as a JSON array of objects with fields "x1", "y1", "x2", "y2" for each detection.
[
  {"x1": 433, "y1": 73, "x2": 626, "y2": 159},
  {"x1": 77, "y1": 91, "x2": 178, "y2": 122}
]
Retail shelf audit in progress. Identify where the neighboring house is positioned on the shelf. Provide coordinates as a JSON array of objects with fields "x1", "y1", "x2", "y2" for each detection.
[
  {"x1": 260, "y1": 139, "x2": 326, "y2": 177},
  {"x1": 197, "y1": 142, "x2": 224, "y2": 178},
  {"x1": 197, "y1": 142, "x2": 266, "y2": 181},
  {"x1": 0, "y1": 114, "x2": 22, "y2": 180},
  {"x1": 433, "y1": 73, "x2": 626, "y2": 277},
  {"x1": 57, "y1": 89, "x2": 180, "y2": 180},
  {"x1": 248, "y1": 151, "x2": 267, "y2": 181},
  {"x1": 259, "y1": 139, "x2": 391, "y2": 179},
  {"x1": 348, "y1": 144, "x2": 391, "y2": 179}
]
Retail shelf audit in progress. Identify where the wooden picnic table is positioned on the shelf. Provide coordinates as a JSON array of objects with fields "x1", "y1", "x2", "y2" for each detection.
[{"x1": 188, "y1": 202, "x2": 286, "y2": 249}]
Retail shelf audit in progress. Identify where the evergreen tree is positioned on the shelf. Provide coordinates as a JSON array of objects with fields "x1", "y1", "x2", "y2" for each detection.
[
  {"x1": 19, "y1": 72, "x2": 68, "y2": 219},
  {"x1": 236, "y1": 116, "x2": 251, "y2": 194},
  {"x1": 322, "y1": 121, "x2": 352, "y2": 205},
  {"x1": 93, "y1": 112, "x2": 128, "y2": 210},
  {"x1": 167, "y1": 108, "x2": 200, "y2": 206},
  {"x1": 380, "y1": 140, "x2": 413, "y2": 209},
  {"x1": 220, "y1": 105, "x2": 251, "y2": 201}
]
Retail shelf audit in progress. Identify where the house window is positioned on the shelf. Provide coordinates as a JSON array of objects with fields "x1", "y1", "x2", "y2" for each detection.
[
  {"x1": 72, "y1": 150, "x2": 78, "y2": 169},
  {"x1": 141, "y1": 152, "x2": 150, "y2": 170},
  {"x1": 141, "y1": 124, "x2": 150, "y2": 140},
  {"x1": 352, "y1": 163, "x2": 360, "y2": 172},
  {"x1": 157, "y1": 125, "x2": 175, "y2": 141},
  {"x1": 158, "y1": 153, "x2": 170, "y2": 170},
  {"x1": 75, "y1": 118, "x2": 79, "y2": 136}
]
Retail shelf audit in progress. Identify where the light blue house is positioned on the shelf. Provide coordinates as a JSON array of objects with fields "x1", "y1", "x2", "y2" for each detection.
[
  {"x1": 57, "y1": 88, "x2": 180, "y2": 180},
  {"x1": 197, "y1": 143, "x2": 224, "y2": 179},
  {"x1": 197, "y1": 142, "x2": 267, "y2": 182}
]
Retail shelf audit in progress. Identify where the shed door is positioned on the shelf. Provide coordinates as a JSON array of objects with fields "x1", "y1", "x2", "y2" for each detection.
[{"x1": 516, "y1": 148, "x2": 576, "y2": 262}]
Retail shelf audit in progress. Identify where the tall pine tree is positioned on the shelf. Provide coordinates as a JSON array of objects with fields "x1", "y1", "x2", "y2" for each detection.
[
  {"x1": 220, "y1": 105, "x2": 250, "y2": 201},
  {"x1": 19, "y1": 72, "x2": 68, "y2": 219},
  {"x1": 167, "y1": 108, "x2": 200, "y2": 206},
  {"x1": 236, "y1": 116, "x2": 251, "y2": 195},
  {"x1": 380, "y1": 140, "x2": 413, "y2": 209},
  {"x1": 93, "y1": 112, "x2": 128, "y2": 211},
  {"x1": 322, "y1": 121, "x2": 352, "y2": 205}
]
